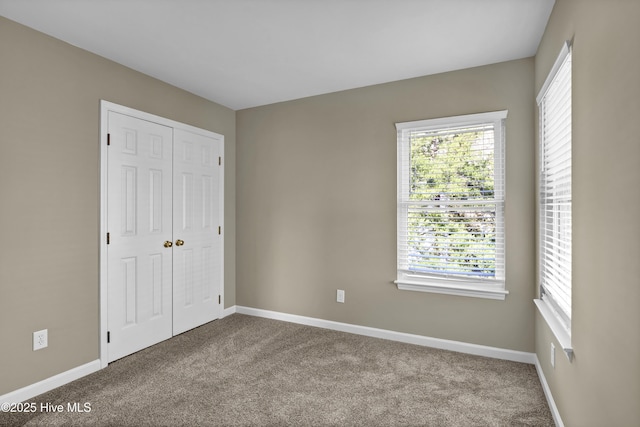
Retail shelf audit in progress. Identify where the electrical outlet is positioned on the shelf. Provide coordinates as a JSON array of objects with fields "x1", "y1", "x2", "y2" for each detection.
[
  {"x1": 33, "y1": 329, "x2": 48, "y2": 351},
  {"x1": 337, "y1": 289, "x2": 345, "y2": 303},
  {"x1": 550, "y1": 342, "x2": 555, "y2": 368}
]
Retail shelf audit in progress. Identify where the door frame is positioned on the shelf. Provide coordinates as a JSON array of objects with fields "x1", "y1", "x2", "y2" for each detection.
[{"x1": 99, "y1": 100, "x2": 224, "y2": 368}]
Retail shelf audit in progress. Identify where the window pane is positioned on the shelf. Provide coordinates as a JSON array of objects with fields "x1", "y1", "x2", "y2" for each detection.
[
  {"x1": 397, "y1": 111, "x2": 506, "y2": 289},
  {"x1": 407, "y1": 203, "x2": 497, "y2": 277},
  {"x1": 409, "y1": 126, "x2": 495, "y2": 202}
]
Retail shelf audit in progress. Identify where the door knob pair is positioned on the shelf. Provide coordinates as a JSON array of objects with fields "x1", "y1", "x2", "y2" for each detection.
[{"x1": 164, "y1": 239, "x2": 185, "y2": 248}]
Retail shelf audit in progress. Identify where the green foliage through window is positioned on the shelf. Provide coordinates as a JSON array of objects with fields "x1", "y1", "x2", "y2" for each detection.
[{"x1": 406, "y1": 125, "x2": 499, "y2": 278}]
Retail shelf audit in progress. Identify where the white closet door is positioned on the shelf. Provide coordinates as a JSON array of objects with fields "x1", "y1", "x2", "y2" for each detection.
[
  {"x1": 172, "y1": 129, "x2": 223, "y2": 335},
  {"x1": 107, "y1": 112, "x2": 174, "y2": 362}
]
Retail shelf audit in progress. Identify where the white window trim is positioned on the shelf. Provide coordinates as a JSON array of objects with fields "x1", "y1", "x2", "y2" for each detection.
[
  {"x1": 534, "y1": 299, "x2": 573, "y2": 361},
  {"x1": 395, "y1": 110, "x2": 508, "y2": 300},
  {"x1": 536, "y1": 41, "x2": 571, "y2": 105},
  {"x1": 536, "y1": 40, "x2": 573, "y2": 361},
  {"x1": 396, "y1": 276, "x2": 508, "y2": 300}
]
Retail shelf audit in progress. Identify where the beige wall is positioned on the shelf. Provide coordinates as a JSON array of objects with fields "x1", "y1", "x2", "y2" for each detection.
[
  {"x1": 0, "y1": 17, "x2": 236, "y2": 395},
  {"x1": 534, "y1": 1, "x2": 640, "y2": 425},
  {"x1": 237, "y1": 58, "x2": 536, "y2": 352}
]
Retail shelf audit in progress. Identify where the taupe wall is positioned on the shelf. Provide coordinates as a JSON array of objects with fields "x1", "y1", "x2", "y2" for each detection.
[
  {"x1": 0, "y1": 17, "x2": 236, "y2": 395},
  {"x1": 237, "y1": 58, "x2": 536, "y2": 352},
  {"x1": 534, "y1": 1, "x2": 640, "y2": 425}
]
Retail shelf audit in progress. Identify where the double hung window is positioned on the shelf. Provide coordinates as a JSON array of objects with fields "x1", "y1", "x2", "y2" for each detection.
[
  {"x1": 396, "y1": 111, "x2": 508, "y2": 300},
  {"x1": 536, "y1": 42, "x2": 573, "y2": 358}
]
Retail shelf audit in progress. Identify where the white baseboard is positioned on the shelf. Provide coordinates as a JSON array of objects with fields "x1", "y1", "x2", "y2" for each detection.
[
  {"x1": 0, "y1": 359, "x2": 101, "y2": 405},
  {"x1": 535, "y1": 356, "x2": 564, "y2": 427},
  {"x1": 222, "y1": 305, "x2": 237, "y2": 318},
  {"x1": 235, "y1": 306, "x2": 536, "y2": 364}
]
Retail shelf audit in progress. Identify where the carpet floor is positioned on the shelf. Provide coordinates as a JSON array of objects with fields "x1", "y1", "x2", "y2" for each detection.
[{"x1": 2, "y1": 314, "x2": 553, "y2": 426}]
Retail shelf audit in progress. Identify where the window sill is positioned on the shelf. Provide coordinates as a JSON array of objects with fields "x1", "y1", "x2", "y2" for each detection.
[
  {"x1": 394, "y1": 279, "x2": 508, "y2": 300},
  {"x1": 534, "y1": 298, "x2": 573, "y2": 361}
]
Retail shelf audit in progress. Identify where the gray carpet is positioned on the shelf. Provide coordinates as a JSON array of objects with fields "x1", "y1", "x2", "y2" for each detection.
[{"x1": 1, "y1": 314, "x2": 553, "y2": 426}]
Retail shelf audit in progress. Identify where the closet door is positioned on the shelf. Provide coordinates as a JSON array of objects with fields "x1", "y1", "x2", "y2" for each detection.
[
  {"x1": 172, "y1": 129, "x2": 223, "y2": 335},
  {"x1": 107, "y1": 112, "x2": 174, "y2": 362}
]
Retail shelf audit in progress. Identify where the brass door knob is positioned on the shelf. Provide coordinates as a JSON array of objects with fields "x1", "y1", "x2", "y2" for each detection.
[
  {"x1": 164, "y1": 241, "x2": 173, "y2": 248},
  {"x1": 175, "y1": 239, "x2": 185, "y2": 246}
]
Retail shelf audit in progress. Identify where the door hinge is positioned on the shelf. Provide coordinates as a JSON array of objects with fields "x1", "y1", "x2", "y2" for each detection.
[
  {"x1": 107, "y1": 331, "x2": 110, "y2": 343},
  {"x1": 218, "y1": 295, "x2": 221, "y2": 304},
  {"x1": 218, "y1": 156, "x2": 221, "y2": 166},
  {"x1": 107, "y1": 133, "x2": 111, "y2": 146},
  {"x1": 107, "y1": 232, "x2": 110, "y2": 244},
  {"x1": 218, "y1": 226, "x2": 221, "y2": 235}
]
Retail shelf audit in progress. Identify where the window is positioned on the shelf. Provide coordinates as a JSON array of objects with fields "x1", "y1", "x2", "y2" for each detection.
[
  {"x1": 536, "y1": 41, "x2": 572, "y2": 357},
  {"x1": 395, "y1": 111, "x2": 508, "y2": 300}
]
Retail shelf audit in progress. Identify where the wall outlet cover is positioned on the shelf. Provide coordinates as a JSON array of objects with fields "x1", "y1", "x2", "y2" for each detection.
[{"x1": 33, "y1": 329, "x2": 48, "y2": 351}]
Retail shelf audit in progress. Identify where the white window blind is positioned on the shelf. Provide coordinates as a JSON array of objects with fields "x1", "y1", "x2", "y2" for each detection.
[
  {"x1": 538, "y1": 43, "x2": 572, "y2": 329},
  {"x1": 396, "y1": 111, "x2": 507, "y2": 298}
]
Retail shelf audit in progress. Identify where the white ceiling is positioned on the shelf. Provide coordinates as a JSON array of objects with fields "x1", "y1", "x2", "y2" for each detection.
[{"x1": 0, "y1": 0, "x2": 554, "y2": 110}]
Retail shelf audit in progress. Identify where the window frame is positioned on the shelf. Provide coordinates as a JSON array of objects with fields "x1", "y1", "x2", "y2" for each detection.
[
  {"x1": 395, "y1": 110, "x2": 508, "y2": 300},
  {"x1": 535, "y1": 41, "x2": 573, "y2": 361}
]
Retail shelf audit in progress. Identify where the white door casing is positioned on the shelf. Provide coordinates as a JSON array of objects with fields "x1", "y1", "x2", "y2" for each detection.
[{"x1": 100, "y1": 101, "x2": 224, "y2": 367}]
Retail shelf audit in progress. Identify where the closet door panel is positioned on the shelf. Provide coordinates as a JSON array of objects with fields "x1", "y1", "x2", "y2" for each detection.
[
  {"x1": 173, "y1": 129, "x2": 222, "y2": 335},
  {"x1": 106, "y1": 112, "x2": 173, "y2": 362}
]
